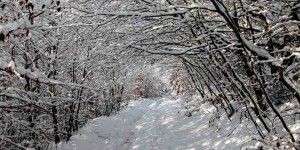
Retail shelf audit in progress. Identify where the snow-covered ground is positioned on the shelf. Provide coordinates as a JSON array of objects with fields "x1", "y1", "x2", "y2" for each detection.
[{"x1": 54, "y1": 97, "x2": 254, "y2": 150}]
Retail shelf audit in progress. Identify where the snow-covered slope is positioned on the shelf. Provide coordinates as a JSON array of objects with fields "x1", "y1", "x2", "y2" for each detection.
[{"x1": 54, "y1": 97, "x2": 253, "y2": 150}]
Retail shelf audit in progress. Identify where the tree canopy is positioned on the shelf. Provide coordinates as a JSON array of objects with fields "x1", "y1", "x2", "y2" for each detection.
[{"x1": 0, "y1": 0, "x2": 299, "y2": 149}]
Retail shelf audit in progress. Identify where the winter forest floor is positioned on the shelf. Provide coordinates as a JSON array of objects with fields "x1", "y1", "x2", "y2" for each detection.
[{"x1": 54, "y1": 97, "x2": 256, "y2": 150}]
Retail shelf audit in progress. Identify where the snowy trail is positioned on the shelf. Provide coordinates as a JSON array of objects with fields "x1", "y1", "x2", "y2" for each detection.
[{"x1": 55, "y1": 97, "x2": 251, "y2": 150}]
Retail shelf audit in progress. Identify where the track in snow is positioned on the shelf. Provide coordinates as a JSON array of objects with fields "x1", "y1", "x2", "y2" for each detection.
[{"x1": 55, "y1": 97, "x2": 252, "y2": 150}]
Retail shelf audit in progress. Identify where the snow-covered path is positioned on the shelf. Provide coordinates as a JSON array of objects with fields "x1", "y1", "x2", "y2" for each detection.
[{"x1": 55, "y1": 97, "x2": 251, "y2": 150}]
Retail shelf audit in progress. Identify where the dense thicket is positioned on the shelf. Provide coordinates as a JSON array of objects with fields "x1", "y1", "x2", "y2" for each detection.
[
  {"x1": 124, "y1": 0, "x2": 300, "y2": 149},
  {"x1": 0, "y1": 0, "x2": 165, "y2": 149},
  {"x1": 0, "y1": 0, "x2": 299, "y2": 149}
]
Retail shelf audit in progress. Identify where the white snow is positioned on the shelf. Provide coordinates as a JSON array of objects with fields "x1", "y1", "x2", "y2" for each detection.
[
  {"x1": 54, "y1": 97, "x2": 255, "y2": 150},
  {"x1": 0, "y1": 58, "x2": 9, "y2": 69},
  {"x1": 0, "y1": 102, "x2": 8, "y2": 107},
  {"x1": 43, "y1": 0, "x2": 53, "y2": 8}
]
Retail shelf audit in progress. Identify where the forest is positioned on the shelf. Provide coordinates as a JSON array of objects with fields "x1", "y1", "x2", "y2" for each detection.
[{"x1": 0, "y1": 0, "x2": 299, "y2": 149}]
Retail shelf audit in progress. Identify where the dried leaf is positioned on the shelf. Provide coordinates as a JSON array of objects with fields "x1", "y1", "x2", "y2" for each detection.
[
  {"x1": 276, "y1": 142, "x2": 280, "y2": 147},
  {"x1": 36, "y1": 79, "x2": 40, "y2": 85},
  {"x1": 1, "y1": 4, "x2": 5, "y2": 9},
  {"x1": 19, "y1": 1, "x2": 24, "y2": 6},
  {"x1": 0, "y1": 33, "x2": 5, "y2": 42},
  {"x1": 25, "y1": 29, "x2": 29, "y2": 36},
  {"x1": 5, "y1": 67, "x2": 13, "y2": 75}
]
